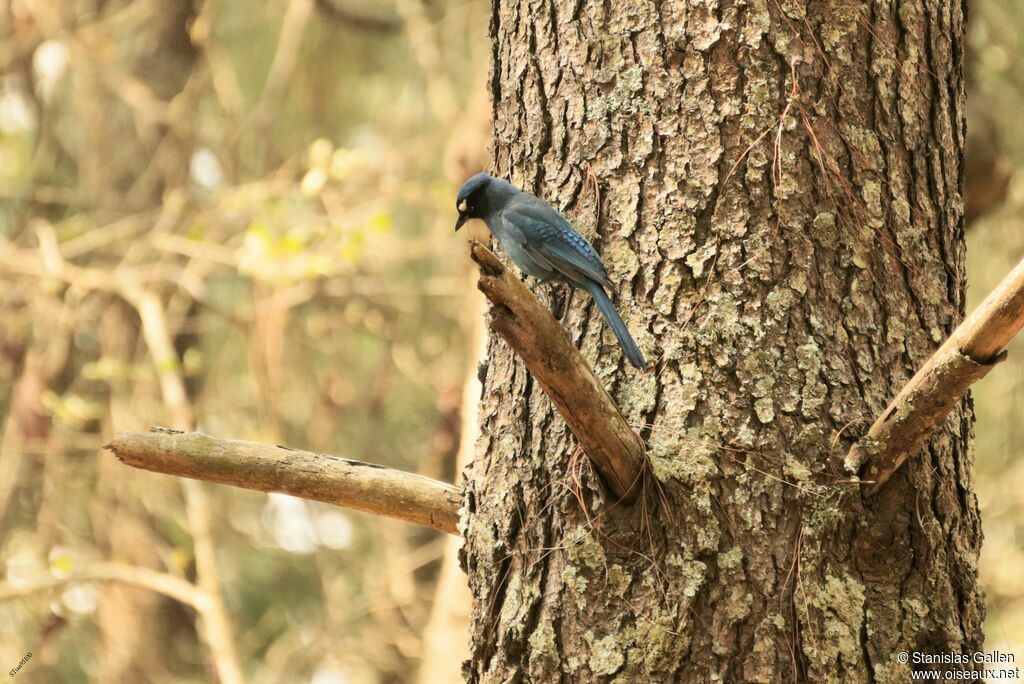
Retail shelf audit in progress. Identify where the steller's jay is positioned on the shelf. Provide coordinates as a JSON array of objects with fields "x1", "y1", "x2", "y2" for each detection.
[{"x1": 455, "y1": 172, "x2": 647, "y2": 370}]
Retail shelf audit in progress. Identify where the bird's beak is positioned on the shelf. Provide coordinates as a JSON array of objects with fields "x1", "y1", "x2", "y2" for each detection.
[{"x1": 455, "y1": 214, "x2": 469, "y2": 232}]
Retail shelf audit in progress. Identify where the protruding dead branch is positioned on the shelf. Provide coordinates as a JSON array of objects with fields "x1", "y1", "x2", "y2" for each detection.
[
  {"x1": 855, "y1": 257, "x2": 1024, "y2": 494},
  {"x1": 106, "y1": 429, "x2": 463, "y2": 535},
  {"x1": 469, "y1": 241, "x2": 646, "y2": 503}
]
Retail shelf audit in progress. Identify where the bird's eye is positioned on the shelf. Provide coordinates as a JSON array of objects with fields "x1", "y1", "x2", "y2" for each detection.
[{"x1": 458, "y1": 199, "x2": 469, "y2": 213}]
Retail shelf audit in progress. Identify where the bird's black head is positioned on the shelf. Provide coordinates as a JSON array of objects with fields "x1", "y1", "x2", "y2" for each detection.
[{"x1": 455, "y1": 172, "x2": 492, "y2": 231}]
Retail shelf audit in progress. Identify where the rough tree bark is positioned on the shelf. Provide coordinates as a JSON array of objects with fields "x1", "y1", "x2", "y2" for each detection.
[{"x1": 463, "y1": 1, "x2": 980, "y2": 682}]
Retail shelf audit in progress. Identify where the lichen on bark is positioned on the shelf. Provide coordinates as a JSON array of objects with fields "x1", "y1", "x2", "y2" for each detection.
[{"x1": 464, "y1": 0, "x2": 981, "y2": 681}]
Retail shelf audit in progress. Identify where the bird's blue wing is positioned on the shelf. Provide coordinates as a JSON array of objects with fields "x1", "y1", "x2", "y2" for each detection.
[{"x1": 501, "y1": 202, "x2": 611, "y2": 289}]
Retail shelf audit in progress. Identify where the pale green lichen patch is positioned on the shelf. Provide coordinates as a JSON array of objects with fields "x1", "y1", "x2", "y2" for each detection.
[
  {"x1": 649, "y1": 430, "x2": 720, "y2": 488},
  {"x1": 804, "y1": 494, "x2": 844, "y2": 530},
  {"x1": 603, "y1": 174, "x2": 642, "y2": 240},
  {"x1": 774, "y1": 158, "x2": 803, "y2": 200},
  {"x1": 695, "y1": 505, "x2": 721, "y2": 552},
  {"x1": 796, "y1": 341, "x2": 828, "y2": 417},
  {"x1": 743, "y1": 132, "x2": 771, "y2": 177},
  {"x1": 616, "y1": 363, "x2": 659, "y2": 417},
  {"x1": 587, "y1": 631, "x2": 627, "y2": 675},
  {"x1": 741, "y1": 0, "x2": 771, "y2": 48},
  {"x1": 893, "y1": 196, "x2": 911, "y2": 223},
  {"x1": 819, "y1": 0, "x2": 860, "y2": 61},
  {"x1": 561, "y1": 564, "x2": 589, "y2": 610},
  {"x1": 739, "y1": 349, "x2": 779, "y2": 398},
  {"x1": 666, "y1": 556, "x2": 708, "y2": 598},
  {"x1": 792, "y1": 422, "x2": 826, "y2": 456},
  {"x1": 754, "y1": 397, "x2": 775, "y2": 423},
  {"x1": 605, "y1": 240, "x2": 641, "y2": 281},
  {"x1": 606, "y1": 564, "x2": 632, "y2": 597},
  {"x1": 731, "y1": 481, "x2": 751, "y2": 507},
  {"x1": 560, "y1": 526, "x2": 606, "y2": 610},
  {"x1": 766, "y1": 286, "x2": 796, "y2": 320},
  {"x1": 739, "y1": 461, "x2": 774, "y2": 499},
  {"x1": 811, "y1": 211, "x2": 838, "y2": 247},
  {"x1": 891, "y1": 395, "x2": 916, "y2": 423},
  {"x1": 640, "y1": 362, "x2": 701, "y2": 424},
  {"x1": 733, "y1": 419, "x2": 758, "y2": 449},
  {"x1": 840, "y1": 125, "x2": 883, "y2": 172},
  {"x1": 696, "y1": 291, "x2": 745, "y2": 365},
  {"x1": 776, "y1": 366, "x2": 803, "y2": 414},
  {"x1": 565, "y1": 525, "x2": 605, "y2": 571},
  {"x1": 796, "y1": 340, "x2": 823, "y2": 373},
  {"x1": 629, "y1": 613, "x2": 683, "y2": 672},
  {"x1": 718, "y1": 546, "x2": 744, "y2": 571},
  {"x1": 871, "y1": 53, "x2": 898, "y2": 101},
  {"x1": 588, "y1": 65, "x2": 648, "y2": 121},
  {"x1": 652, "y1": 262, "x2": 684, "y2": 316},
  {"x1": 783, "y1": 452, "x2": 812, "y2": 481},
  {"x1": 805, "y1": 573, "x2": 867, "y2": 669},
  {"x1": 528, "y1": 621, "x2": 558, "y2": 669},
  {"x1": 885, "y1": 313, "x2": 910, "y2": 348}
]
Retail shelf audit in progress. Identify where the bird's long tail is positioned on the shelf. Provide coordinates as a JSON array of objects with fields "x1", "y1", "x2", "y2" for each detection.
[{"x1": 585, "y1": 281, "x2": 648, "y2": 370}]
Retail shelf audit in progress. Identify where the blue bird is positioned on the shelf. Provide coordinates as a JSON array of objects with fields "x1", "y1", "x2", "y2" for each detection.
[{"x1": 455, "y1": 172, "x2": 648, "y2": 370}]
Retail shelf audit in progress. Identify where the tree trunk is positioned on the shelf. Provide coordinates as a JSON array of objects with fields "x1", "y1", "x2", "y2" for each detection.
[{"x1": 464, "y1": 1, "x2": 981, "y2": 681}]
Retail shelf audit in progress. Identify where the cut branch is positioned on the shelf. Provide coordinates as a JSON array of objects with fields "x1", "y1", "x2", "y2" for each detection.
[
  {"x1": 469, "y1": 241, "x2": 646, "y2": 503},
  {"x1": 854, "y1": 257, "x2": 1024, "y2": 494},
  {"x1": 106, "y1": 429, "x2": 463, "y2": 535}
]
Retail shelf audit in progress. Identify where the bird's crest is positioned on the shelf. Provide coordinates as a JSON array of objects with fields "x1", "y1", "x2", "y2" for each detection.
[{"x1": 456, "y1": 172, "x2": 492, "y2": 205}]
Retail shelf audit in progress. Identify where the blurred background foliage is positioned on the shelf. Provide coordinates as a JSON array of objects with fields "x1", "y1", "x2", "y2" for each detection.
[
  {"x1": 0, "y1": 0, "x2": 488, "y2": 682},
  {"x1": 968, "y1": 0, "x2": 1024, "y2": 659},
  {"x1": 0, "y1": 0, "x2": 1021, "y2": 682}
]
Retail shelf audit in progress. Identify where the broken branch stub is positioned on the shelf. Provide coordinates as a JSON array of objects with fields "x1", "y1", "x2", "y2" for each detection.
[
  {"x1": 107, "y1": 429, "x2": 463, "y2": 535},
  {"x1": 469, "y1": 241, "x2": 645, "y2": 503},
  {"x1": 854, "y1": 257, "x2": 1024, "y2": 494}
]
